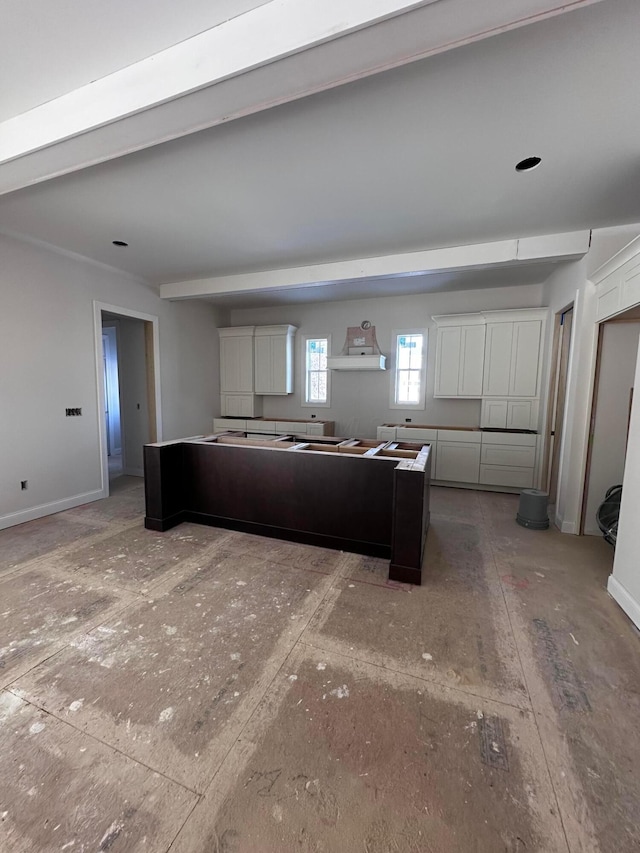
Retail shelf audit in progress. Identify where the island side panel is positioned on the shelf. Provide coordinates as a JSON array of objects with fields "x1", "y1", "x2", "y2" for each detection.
[
  {"x1": 389, "y1": 450, "x2": 431, "y2": 585},
  {"x1": 144, "y1": 443, "x2": 186, "y2": 531},
  {"x1": 182, "y1": 443, "x2": 396, "y2": 555}
]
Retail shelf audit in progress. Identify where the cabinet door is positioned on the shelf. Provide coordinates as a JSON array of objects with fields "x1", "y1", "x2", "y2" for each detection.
[
  {"x1": 254, "y1": 334, "x2": 292, "y2": 394},
  {"x1": 434, "y1": 326, "x2": 462, "y2": 396},
  {"x1": 509, "y1": 321, "x2": 542, "y2": 396},
  {"x1": 377, "y1": 426, "x2": 397, "y2": 441},
  {"x1": 506, "y1": 400, "x2": 536, "y2": 430},
  {"x1": 270, "y1": 335, "x2": 289, "y2": 394},
  {"x1": 483, "y1": 323, "x2": 513, "y2": 396},
  {"x1": 458, "y1": 325, "x2": 485, "y2": 396},
  {"x1": 480, "y1": 399, "x2": 508, "y2": 429},
  {"x1": 435, "y1": 442, "x2": 480, "y2": 483},
  {"x1": 253, "y1": 336, "x2": 273, "y2": 394},
  {"x1": 220, "y1": 335, "x2": 254, "y2": 393}
]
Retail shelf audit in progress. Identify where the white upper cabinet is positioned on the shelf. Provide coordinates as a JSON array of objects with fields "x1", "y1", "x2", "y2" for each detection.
[
  {"x1": 433, "y1": 316, "x2": 485, "y2": 398},
  {"x1": 433, "y1": 308, "x2": 546, "y2": 402},
  {"x1": 219, "y1": 327, "x2": 255, "y2": 393},
  {"x1": 254, "y1": 325, "x2": 297, "y2": 395},
  {"x1": 482, "y1": 314, "x2": 544, "y2": 399}
]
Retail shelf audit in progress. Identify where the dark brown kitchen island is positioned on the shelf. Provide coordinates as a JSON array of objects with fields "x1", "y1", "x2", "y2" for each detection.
[{"x1": 144, "y1": 434, "x2": 431, "y2": 585}]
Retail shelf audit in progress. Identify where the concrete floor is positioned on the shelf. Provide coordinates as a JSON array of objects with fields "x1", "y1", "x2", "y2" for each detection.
[{"x1": 0, "y1": 480, "x2": 638, "y2": 853}]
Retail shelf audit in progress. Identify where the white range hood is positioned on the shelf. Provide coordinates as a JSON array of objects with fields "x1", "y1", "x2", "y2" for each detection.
[
  {"x1": 327, "y1": 354, "x2": 386, "y2": 370},
  {"x1": 328, "y1": 322, "x2": 387, "y2": 371}
]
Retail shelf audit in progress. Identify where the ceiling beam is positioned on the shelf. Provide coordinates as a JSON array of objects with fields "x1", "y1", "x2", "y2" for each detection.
[
  {"x1": 0, "y1": 0, "x2": 604, "y2": 196},
  {"x1": 160, "y1": 231, "x2": 591, "y2": 300}
]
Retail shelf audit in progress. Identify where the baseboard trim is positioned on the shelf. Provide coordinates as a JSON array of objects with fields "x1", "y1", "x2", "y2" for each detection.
[
  {"x1": 607, "y1": 575, "x2": 640, "y2": 630},
  {"x1": 560, "y1": 520, "x2": 577, "y2": 534},
  {"x1": 0, "y1": 488, "x2": 107, "y2": 530}
]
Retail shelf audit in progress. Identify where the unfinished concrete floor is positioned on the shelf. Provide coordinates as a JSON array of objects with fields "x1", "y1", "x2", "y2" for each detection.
[{"x1": 0, "y1": 478, "x2": 638, "y2": 852}]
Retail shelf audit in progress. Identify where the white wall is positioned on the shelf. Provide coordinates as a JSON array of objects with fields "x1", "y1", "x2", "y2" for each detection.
[
  {"x1": 609, "y1": 338, "x2": 640, "y2": 629},
  {"x1": 584, "y1": 322, "x2": 639, "y2": 535},
  {"x1": 230, "y1": 283, "x2": 546, "y2": 438},
  {"x1": 0, "y1": 232, "x2": 225, "y2": 529}
]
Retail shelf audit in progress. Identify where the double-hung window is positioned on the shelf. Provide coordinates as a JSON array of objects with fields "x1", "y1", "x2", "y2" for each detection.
[
  {"x1": 391, "y1": 330, "x2": 427, "y2": 408},
  {"x1": 303, "y1": 336, "x2": 331, "y2": 407}
]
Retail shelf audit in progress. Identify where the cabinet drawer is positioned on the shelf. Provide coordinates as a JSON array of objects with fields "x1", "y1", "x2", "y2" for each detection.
[
  {"x1": 247, "y1": 421, "x2": 277, "y2": 434},
  {"x1": 396, "y1": 427, "x2": 438, "y2": 441},
  {"x1": 437, "y1": 429, "x2": 481, "y2": 443},
  {"x1": 480, "y1": 465, "x2": 534, "y2": 488},
  {"x1": 277, "y1": 421, "x2": 307, "y2": 433},
  {"x1": 481, "y1": 444, "x2": 535, "y2": 468},
  {"x1": 214, "y1": 417, "x2": 246, "y2": 431},
  {"x1": 481, "y1": 431, "x2": 537, "y2": 447}
]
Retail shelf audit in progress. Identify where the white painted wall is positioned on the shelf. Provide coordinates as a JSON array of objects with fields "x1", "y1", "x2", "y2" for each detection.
[
  {"x1": 608, "y1": 338, "x2": 640, "y2": 629},
  {"x1": 116, "y1": 318, "x2": 151, "y2": 476},
  {"x1": 584, "y1": 322, "x2": 639, "y2": 535},
  {"x1": 0, "y1": 232, "x2": 224, "y2": 529},
  {"x1": 229, "y1": 283, "x2": 546, "y2": 437}
]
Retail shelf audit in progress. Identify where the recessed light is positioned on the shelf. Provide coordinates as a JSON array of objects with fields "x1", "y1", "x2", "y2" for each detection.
[
  {"x1": 112, "y1": 240, "x2": 129, "y2": 247},
  {"x1": 515, "y1": 156, "x2": 542, "y2": 173}
]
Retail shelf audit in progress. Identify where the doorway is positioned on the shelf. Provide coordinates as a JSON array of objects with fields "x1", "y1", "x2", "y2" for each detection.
[
  {"x1": 94, "y1": 302, "x2": 162, "y2": 496},
  {"x1": 581, "y1": 316, "x2": 640, "y2": 535}
]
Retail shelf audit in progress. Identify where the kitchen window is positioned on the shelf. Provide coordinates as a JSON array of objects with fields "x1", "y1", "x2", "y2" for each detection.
[
  {"x1": 303, "y1": 336, "x2": 331, "y2": 407},
  {"x1": 391, "y1": 330, "x2": 427, "y2": 408}
]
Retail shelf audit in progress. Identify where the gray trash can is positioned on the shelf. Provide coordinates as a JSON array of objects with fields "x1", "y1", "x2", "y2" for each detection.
[{"x1": 516, "y1": 489, "x2": 549, "y2": 530}]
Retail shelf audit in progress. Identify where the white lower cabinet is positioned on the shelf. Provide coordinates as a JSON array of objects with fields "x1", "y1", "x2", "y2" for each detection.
[
  {"x1": 480, "y1": 443, "x2": 535, "y2": 469},
  {"x1": 435, "y1": 442, "x2": 481, "y2": 483},
  {"x1": 480, "y1": 465, "x2": 534, "y2": 488},
  {"x1": 213, "y1": 417, "x2": 247, "y2": 431},
  {"x1": 306, "y1": 422, "x2": 326, "y2": 436},
  {"x1": 214, "y1": 418, "x2": 332, "y2": 436},
  {"x1": 377, "y1": 426, "x2": 398, "y2": 441},
  {"x1": 479, "y1": 432, "x2": 537, "y2": 488}
]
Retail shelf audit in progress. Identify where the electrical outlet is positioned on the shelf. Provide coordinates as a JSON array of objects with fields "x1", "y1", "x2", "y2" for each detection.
[
  {"x1": 20, "y1": 480, "x2": 28, "y2": 490},
  {"x1": 311, "y1": 414, "x2": 317, "y2": 418},
  {"x1": 405, "y1": 417, "x2": 412, "y2": 422},
  {"x1": 65, "y1": 408, "x2": 82, "y2": 416}
]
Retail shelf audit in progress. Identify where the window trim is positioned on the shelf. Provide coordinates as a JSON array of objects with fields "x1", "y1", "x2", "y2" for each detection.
[
  {"x1": 301, "y1": 334, "x2": 332, "y2": 408},
  {"x1": 389, "y1": 328, "x2": 427, "y2": 410}
]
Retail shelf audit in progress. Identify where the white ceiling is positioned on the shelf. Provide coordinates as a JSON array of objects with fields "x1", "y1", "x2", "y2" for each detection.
[
  {"x1": 1, "y1": 0, "x2": 639, "y2": 306},
  {"x1": 0, "y1": 0, "x2": 270, "y2": 121}
]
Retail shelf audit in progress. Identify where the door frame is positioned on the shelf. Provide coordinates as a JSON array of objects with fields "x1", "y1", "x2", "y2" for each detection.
[
  {"x1": 93, "y1": 302, "x2": 162, "y2": 496},
  {"x1": 542, "y1": 303, "x2": 574, "y2": 505}
]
